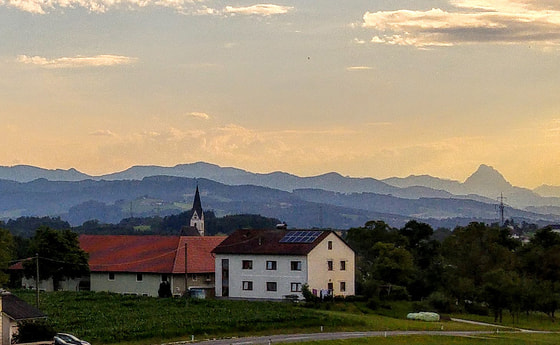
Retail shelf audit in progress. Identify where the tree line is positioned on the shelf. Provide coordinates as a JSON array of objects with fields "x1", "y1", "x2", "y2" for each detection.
[
  {"x1": 346, "y1": 220, "x2": 560, "y2": 322},
  {"x1": 2, "y1": 215, "x2": 560, "y2": 323}
]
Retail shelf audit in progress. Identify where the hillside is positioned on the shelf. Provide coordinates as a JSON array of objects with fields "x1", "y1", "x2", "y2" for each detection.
[{"x1": 0, "y1": 175, "x2": 558, "y2": 230}]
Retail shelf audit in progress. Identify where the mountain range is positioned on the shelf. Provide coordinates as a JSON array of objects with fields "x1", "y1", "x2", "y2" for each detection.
[{"x1": 0, "y1": 162, "x2": 559, "y2": 229}]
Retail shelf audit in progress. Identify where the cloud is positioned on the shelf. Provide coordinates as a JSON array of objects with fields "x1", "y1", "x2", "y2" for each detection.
[
  {"x1": 352, "y1": 38, "x2": 366, "y2": 44},
  {"x1": 3, "y1": 0, "x2": 294, "y2": 15},
  {"x1": 17, "y1": 54, "x2": 137, "y2": 68},
  {"x1": 187, "y1": 112, "x2": 210, "y2": 120},
  {"x1": 361, "y1": 0, "x2": 560, "y2": 48},
  {"x1": 90, "y1": 129, "x2": 116, "y2": 137},
  {"x1": 223, "y1": 4, "x2": 293, "y2": 16},
  {"x1": 346, "y1": 66, "x2": 372, "y2": 71},
  {"x1": 3, "y1": 0, "x2": 201, "y2": 14}
]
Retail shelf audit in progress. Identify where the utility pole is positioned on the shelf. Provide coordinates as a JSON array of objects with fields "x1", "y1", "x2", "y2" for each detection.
[{"x1": 35, "y1": 253, "x2": 40, "y2": 308}]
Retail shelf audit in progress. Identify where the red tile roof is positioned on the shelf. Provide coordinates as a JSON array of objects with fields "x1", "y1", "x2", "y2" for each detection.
[
  {"x1": 211, "y1": 229, "x2": 330, "y2": 255},
  {"x1": 173, "y1": 236, "x2": 226, "y2": 274},
  {"x1": 79, "y1": 235, "x2": 225, "y2": 274}
]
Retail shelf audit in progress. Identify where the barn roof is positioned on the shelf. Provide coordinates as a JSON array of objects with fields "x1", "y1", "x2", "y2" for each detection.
[{"x1": 79, "y1": 235, "x2": 224, "y2": 274}]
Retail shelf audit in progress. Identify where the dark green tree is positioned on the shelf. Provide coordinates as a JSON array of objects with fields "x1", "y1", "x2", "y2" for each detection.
[
  {"x1": 0, "y1": 228, "x2": 14, "y2": 286},
  {"x1": 346, "y1": 221, "x2": 411, "y2": 300},
  {"x1": 399, "y1": 221, "x2": 444, "y2": 300},
  {"x1": 23, "y1": 227, "x2": 89, "y2": 290},
  {"x1": 441, "y1": 222, "x2": 519, "y2": 312}
]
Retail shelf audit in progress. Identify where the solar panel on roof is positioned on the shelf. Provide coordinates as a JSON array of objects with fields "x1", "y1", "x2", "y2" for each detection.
[{"x1": 279, "y1": 230, "x2": 323, "y2": 243}]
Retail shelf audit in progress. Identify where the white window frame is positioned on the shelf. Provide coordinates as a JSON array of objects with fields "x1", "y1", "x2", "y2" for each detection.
[
  {"x1": 266, "y1": 260, "x2": 277, "y2": 270},
  {"x1": 242, "y1": 260, "x2": 253, "y2": 270}
]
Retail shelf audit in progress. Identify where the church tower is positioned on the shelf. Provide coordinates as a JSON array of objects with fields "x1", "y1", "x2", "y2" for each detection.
[{"x1": 190, "y1": 185, "x2": 205, "y2": 236}]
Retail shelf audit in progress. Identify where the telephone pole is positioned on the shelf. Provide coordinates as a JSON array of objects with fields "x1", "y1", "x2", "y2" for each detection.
[{"x1": 35, "y1": 253, "x2": 40, "y2": 308}]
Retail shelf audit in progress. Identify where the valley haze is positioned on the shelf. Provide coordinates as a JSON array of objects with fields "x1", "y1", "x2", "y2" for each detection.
[{"x1": 1, "y1": 162, "x2": 559, "y2": 230}]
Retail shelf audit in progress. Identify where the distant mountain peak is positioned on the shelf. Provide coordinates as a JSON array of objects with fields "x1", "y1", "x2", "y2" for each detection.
[{"x1": 463, "y1": 164, "x2": 512, "y2": 192}]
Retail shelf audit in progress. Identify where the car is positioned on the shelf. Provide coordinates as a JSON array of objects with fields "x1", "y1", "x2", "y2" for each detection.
[{"x1": 54, "y1": 333, "x2": 91, "y2": 345}]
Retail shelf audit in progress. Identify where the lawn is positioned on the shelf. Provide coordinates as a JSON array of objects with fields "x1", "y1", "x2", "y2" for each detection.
[{"x1": 14, "y1": 291, "x2": 553, "y2": 345}]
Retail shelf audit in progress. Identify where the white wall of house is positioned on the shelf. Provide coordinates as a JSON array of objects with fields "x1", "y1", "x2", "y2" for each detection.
[
  {"x1": 1, "y1": 314, "x2": 9, "y2": 345},
  {"x1": 215, "y1": 254, "x2": 308, "y2": 300},
  {"x1": 307, "y1": 232, "x2": 355, "y2": 297},
  {"x1": 90, "y1": 272, "x2": 168, "y2": 297},
  {"x1": 21, "y1": 276, "x2": 83, "y2": 292}
]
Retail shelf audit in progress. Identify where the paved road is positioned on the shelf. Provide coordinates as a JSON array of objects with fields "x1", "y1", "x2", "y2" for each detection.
[{"x1": 172, "y1": 330, "x2": 504, "y2": 345}]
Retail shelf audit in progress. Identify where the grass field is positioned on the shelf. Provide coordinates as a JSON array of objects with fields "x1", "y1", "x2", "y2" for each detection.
[{"x1": 13, "y1": 290, "x2": 558, "y2": 345}]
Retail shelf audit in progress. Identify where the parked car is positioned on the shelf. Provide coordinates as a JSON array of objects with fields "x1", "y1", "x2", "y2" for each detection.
[{"x1": 54, "y1": 333, "x2": 90, "y2": 345}]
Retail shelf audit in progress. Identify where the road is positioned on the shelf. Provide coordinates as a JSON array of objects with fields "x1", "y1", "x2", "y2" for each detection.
[{"x1": 171, "y1": 330, "x2": 507, "y2": 345}]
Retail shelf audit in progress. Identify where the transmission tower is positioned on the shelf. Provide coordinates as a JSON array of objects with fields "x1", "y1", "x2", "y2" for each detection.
[{"x1": 498, "y1": 193, "x2": 506, "y2": 226}]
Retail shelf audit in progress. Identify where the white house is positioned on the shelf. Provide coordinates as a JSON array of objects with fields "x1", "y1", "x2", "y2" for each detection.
[{"x1": 212, "y1": 229, "x2": 355, "y2": 300}]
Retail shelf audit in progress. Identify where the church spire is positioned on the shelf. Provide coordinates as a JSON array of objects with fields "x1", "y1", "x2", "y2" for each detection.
[{"x1": 190, "y1": 184, "x2": 205, "y2": 236}]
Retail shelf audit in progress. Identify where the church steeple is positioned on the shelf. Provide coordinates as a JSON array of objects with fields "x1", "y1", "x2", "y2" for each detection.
[{"x1": 190, "y1": 185, "x2": 205, "y2": 236}]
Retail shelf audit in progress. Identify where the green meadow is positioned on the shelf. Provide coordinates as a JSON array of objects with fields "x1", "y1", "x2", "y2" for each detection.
[{"x1": 14, "y1": 291, "x2": 559, "y2": 345}]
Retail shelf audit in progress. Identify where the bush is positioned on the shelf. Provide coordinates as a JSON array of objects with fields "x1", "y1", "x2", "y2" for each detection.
[
  {"x1": 380, "y1": 285, "x2": 409, "y2": 301},
  {"x1": 465, "y1": 301, "x2": 489, "y2": 316},
  {"x1": 412, "y1": 300, "x2": 431, "y2": 312},
  {"x1": 302, "y1": 284, "x2": 318, "y2": 302},
  {"x1": 13, "y1": 319, "x2": 56, "y2": 343},
  {"x1": 427, "y1": 291, "x2": 451, "y2": 313},
  {"x1": 366, "y1": 297, "x2": 380, "y2": 310}
]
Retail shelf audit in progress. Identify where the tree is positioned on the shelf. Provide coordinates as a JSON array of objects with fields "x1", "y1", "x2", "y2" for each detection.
[
  {"x1": 0, "y1": 228, "x2": 14, "y2": 286},
  {"x1": 371, "y1": 242, "x2": 414, "y2": 287},
  {"x1": 441, "y1": 222, "x2": 519, "y2": 312},
  {"x1": 482, "y1": 269, "x2": 519, "y2": 323},
  {"x1": 399, "y1": 221, "x2": 444, "y2": 300},
  {"x1": 346, "y1": 221, "x2": 412, "y2": 299},
  {"x1": 23, "y1": 227, "x2": 89, "y2": 290}
]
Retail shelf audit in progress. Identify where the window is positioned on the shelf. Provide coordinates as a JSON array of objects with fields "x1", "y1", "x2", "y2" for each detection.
[
  {"x1": 108, "y1": 272, "x2": 115, "y2": 281},
  {"x1": 340, "y1": 282, "x2": 346, "y2": 292},
  {"x1": 328, "y1": 241, "x2": 333, "y2": 250},
  {"x1": 290, "y1": 261, "x2": 302, "y2": 271},
  {"x1": 327, "y1": 282, "x2": 333, "y2": 292},
  {"x1": 291, "y1": 282, "x2": 302, "y2": 292},
  {"x1": 242, "y1": 260, "x2": 253, "y2": 269},
  {"x1": 242, "y1": 281, "x2": 253, "y2": 291},
  {"x1": 340, "y1": 261, "x2": 346, "y2": 271},
  {"x1": 266, "y1": 260, "x2": 277, "y2": 270},
  {"x1": 161, "y1": 274, "x2": 168, "y2": 282},
  {"x1": 192, "y1": 274, "x2": 198, "y2": 281},
  {"x1": 136, "y1": 273, "x2": 143, "y2": 282},
  {"x1": 266, "y1": 282, "x2": 277, "y2": 292},
  {"x1": 327, "y1": 260, "x2": 333, "y2": 271}
]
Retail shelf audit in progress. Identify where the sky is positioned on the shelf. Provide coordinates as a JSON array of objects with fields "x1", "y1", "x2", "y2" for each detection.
[{"x1": 1, "y1": 0, "x2": 560, "y2": 188}]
